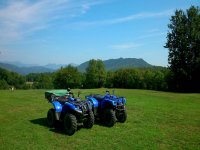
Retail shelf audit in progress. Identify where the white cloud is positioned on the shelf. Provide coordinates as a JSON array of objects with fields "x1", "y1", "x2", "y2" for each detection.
[
  {"x1": 109, "y1": 31, "x2": 166, "y2": 51},
  {"x1": 136, "y1": 32, "x2": 166, "y2": 41},
  {"x1": 0, "y1": 0, "x2": 105, "y2": 44},
  {"x1": 110, "y1": 42, "x2": 142, "y2": 50},
  {"x1": 71, "y1": 9, "x2": 173, "y2": 27}
]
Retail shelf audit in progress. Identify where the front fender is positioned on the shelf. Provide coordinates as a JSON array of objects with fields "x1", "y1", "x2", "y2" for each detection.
[
  {"x1": 62, "y1": 102, "x2": 75, "y2": 112},
  {"x1": 52, "y1": 101, "x2": 62, "y2": 112},
  {"x1": 62, "y1": 102, "x2": 82, "y2": 114}
]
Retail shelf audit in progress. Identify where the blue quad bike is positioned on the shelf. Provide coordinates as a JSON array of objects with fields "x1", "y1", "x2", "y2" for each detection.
[
  {"x1": 45, "y1": 90, "x2": 94, "y2": 136},
  {"x1": 86, "y1": 90, "x2": 127, "y2": 127}
]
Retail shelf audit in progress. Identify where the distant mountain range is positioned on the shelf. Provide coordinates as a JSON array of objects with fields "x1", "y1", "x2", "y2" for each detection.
[
  {"x1": 0, "y1": 58, "x2": 153, "y2": 75},
  {"x1": 0, "y1": 62, "x2": 53, "y2": 75}
]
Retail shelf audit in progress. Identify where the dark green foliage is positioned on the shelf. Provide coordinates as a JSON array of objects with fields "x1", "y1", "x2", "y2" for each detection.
[
  {"x1": 26, "y1": 73, "x2": 41, "y2": 82},
  {"x1": 0, "y1": 79, "x2": 9, "y2": 89},
  {"x1": 7, "y1": 72, "x2": 26, "y2": 89},
  {"x1": 111, "y1": 68, "x2": 168, "y2": 90},
  {"x1": 0, "y1": 63, "x2": 169, "y2": 90},
  {"x1": 53, "y1": 65, "x2": 81, "y2": 89},
  {"x1": 0, "y1": 67, "x2": 26, "y2": 89},
  {"x1": 105, "y1": 71, "x2": 114, "y2": 88},
  {"x1": 26, "y1": 73, "x2": 54, "y2": 89},
  {"x1": 33, "y1": 73, "x2": 54, "y2": 89},
  {"x1": 84, "y1": 59, "x2": 106, "y2": 88},
  {"x1": 113, "y1": 69, "x2": 138, "y2": 88},
  {"x1": 165, "y1": 6, "x2": 200, "y2": 92}
]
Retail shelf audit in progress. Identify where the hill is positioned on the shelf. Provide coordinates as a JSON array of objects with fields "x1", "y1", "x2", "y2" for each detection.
[
  {"x1": 0, "y1": 62, "x2": 53, "y2": 75},
  {"x1": 77, "y1": 58, "x2": 152, "y2": 72}
]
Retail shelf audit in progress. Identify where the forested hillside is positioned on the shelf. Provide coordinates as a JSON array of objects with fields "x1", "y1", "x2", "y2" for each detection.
[{"x1": 78, "y1": 58, "x2": 152, "y2": 72}]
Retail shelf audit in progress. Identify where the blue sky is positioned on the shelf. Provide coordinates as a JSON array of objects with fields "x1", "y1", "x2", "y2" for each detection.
[{"x1": 0, "y1": 0, "x2": 199, "y2": 66}]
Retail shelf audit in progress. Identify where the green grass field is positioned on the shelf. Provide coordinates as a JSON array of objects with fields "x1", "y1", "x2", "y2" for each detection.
[{"x1": 0, "y1": 89, "x2": 199, "y2": 150}]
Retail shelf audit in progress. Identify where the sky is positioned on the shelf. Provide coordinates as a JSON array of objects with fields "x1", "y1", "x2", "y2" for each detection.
[{"x1": 0, "y1": 0, "x2": 199, "y2": 66}]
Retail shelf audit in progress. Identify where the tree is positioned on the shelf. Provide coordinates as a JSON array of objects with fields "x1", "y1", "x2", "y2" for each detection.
[
  {"x1": 0, "y1": 67, "x2": 26, "y2": 89},
  {"x1": 85, "y1": 59, "x2": 106, "y2": 88},
  {"x1": 85, "y1": 59, "x2": 97, "y2": 88},
  {"x1": 32, "y1": 73, "x2": 54, "y2": 89},
  {"x1": 165, "y1": 6, "x2": 200, "y2": 92},
  {"x1": 53, "y1": 65, "x2": 81, "y2": 89},
  {"x1": 112, "y1": 69, "x2": 138, "y2": 88},
  {"x1": 7, "y1": 72, "x2": 26, "y2": 89},
  {"x1": 0, "y1": 79, "x2": 9, "y2": 89},
  {"x1": 96, "y1": 59, "x2": 106, "y2": 87},
  {"x1": 105, "y1": 71, "x2": 114, "y2": 88}
]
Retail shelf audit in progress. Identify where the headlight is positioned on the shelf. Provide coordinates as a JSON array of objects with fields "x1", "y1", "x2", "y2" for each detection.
[
  {"x1": 123, "y1": 98, "x2": 126, "y2": 104},
  {"x1": 112, "y1": 101, "x2": 117, "y2": 106}
]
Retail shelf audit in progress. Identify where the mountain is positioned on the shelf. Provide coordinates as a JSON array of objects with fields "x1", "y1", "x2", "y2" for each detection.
[
  {"x1": 1, "y1": 61, "x2": 37, "y2": 67},
  {"x1": 0, "y1": 58, "x2": 152, "y2": 75},
  {"x1": 44, "y1": 64, "x2": 67, "y2": 70},
  {"x1": 0, "y1": 62, "x2": 53, "y2": 75},
  {"x1": 77, "y1": 58, "x2": 152, "y2": 72},
  {"x1": 104, "y1": 58, "x2": 152, "y2": 70},
  {"x1": 44, "y1": 63, "x2": 78, "y2": 70}
]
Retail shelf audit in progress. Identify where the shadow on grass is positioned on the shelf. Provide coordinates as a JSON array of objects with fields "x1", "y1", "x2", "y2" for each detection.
[
  {"x1": 30, "y1": 118, "x2": 84, "y2": 135},
  {"x1": 30, "y1": 117, "x2": 47, "y2": 127},
  {"x1": 94, "y1": 118, "x2": 114, "y2": 128},
  {"x1": 94, "y1": 117, "x2": 125, "y2": 128}
]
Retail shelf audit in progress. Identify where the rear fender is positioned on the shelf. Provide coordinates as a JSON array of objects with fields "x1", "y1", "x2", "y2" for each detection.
[
  {"x1": 87, "y1": 97, "x2": 98, "y2": 108},
  {"x1": 101, "y1": 99, "x2": 116, "y2": 109},
  {"x1": 52, "y1": 101, "x2": 62, "y2": 112}
]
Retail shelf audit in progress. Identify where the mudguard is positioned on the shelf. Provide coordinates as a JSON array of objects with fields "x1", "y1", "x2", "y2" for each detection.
[
  {"x1": 101, "y1": 99, "x2": 116, "y2": 109},
  {"x1": 52, "y1": 101, "x2": 62, "y2": 112},
  {"x1": 87, "y1": 97, "x2": 98, "y2": 108},
  {"x1": 62, "y1": 102, "x2": 76, "y2": 112},
  {"x1": 117, "y1": 97, "x2": 126, "y2": 104},
  {"x1": 61, "y1": 102, "x2": 82, "y2": 115}
]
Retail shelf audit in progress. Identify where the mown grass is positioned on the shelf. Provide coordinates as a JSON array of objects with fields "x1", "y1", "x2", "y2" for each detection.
[{"x1": 0, "y1": 89, "x2": 199, "y2": 150}]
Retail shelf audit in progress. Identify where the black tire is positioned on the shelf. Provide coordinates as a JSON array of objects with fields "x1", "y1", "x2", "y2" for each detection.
[
  {"x1": 116, "y1": 110, "x2": 127, "y2": 123},
  {"x1": 102, "y1": 109, "x2": 116, "y2": 127},
  {"x1": 63, "y1": 113, "x2": 77, "y2": 136},
  {"x1": 47, "y1": 108, "x2": 56, "y2": 127},
  {"x1": 83, "y1": 110, "x2": 94, "y2": 128}
]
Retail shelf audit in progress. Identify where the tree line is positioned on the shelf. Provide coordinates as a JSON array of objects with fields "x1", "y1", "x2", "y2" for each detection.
[
  {"x1": 0, "y1": 6, "x2": 199, "y2": 92},
  {"x1": 0, "y1": 61, "x2": 169, "y2": 91}
]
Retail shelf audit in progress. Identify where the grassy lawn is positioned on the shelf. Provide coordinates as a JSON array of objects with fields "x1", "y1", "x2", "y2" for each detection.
[{"x1": 0, "y1": 89, "x2": 199, "y2": 150}]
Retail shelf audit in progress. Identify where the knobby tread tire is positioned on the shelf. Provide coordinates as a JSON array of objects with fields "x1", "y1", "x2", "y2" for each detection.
[
  {"x1": 103, "y1": 109, "x2": 116, "y2": 127},
  {"x1": 83, "y1": 110, "x2": 94, "y2": 128},
  {"x1": 64, "y1": 113, "x2": 77, "y2": 136}
]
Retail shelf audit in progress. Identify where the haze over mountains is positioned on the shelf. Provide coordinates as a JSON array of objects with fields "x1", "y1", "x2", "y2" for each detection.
[{"x1": 0, "y1": 58, "x2": 153, "y2": 75}]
